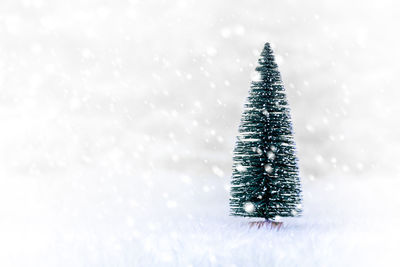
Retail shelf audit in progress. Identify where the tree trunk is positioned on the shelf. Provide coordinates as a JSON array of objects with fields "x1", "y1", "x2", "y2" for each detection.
[{"x1": 249, "y1": 220, "x2": 283, "y2": 230}]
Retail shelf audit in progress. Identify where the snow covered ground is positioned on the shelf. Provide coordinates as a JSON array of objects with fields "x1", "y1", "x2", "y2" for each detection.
[
  {"x1": 1, "y1": 0, "x2": 400, "y2": 266},
  {"x1": 1, "y1": 174, "x2": 399, "y2": 266}
]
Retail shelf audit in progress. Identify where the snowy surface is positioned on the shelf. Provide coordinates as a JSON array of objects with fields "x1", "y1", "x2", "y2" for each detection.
[
  {"x1": 1, "y1": 175, "x2": 399, "y2": 266},
  {"x1": 1, "y1": 0, "x2": 400, "y2": 266}
]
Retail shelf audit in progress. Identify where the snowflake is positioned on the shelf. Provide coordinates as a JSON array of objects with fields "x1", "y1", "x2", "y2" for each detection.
[
  {"x1": 264, "y1": 164, "x2": 273, "y2": 173},
  {"x1": 212, "y1": 165, "x2": 224, "y2": 177},
  {"x1": 236, "y1": 164, "x2": 247, "y2": 172},
  {"x1": 251, "y1": 147, "x2": 263, "y2": 155},
  {"x1": 267, "y1": 151, "x2": 275, "y2": 160},
  {"x1": 244, "y1": 202, "x2": 255, "y2": 213}
]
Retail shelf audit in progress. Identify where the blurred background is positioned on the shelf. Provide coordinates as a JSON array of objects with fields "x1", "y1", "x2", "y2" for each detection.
[
  {"x1": 1, "y1": 0, "x2": 399, "y2": 180},
  {"x1": 0, "y1": 0, "x2": 399, "y2": 265}
]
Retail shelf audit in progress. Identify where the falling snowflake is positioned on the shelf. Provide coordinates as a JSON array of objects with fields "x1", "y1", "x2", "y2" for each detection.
[
  {"x1": 244, "y1": 202, "x2": 255, "y2": 213},
  {"x1": 236, "y1": 164, "x2": 247, "y2": 172},
  {"x1": 251, "y1": 147, "x2": 263, "y2": 155},
  {"x1": 212, "y1": 165, "x2": 224, "y2": 177},
  {"x1": 264, "y1": 164, "x2": 273, "y2": 173}
]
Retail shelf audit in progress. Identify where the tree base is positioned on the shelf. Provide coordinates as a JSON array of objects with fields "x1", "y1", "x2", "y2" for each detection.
[{"x1": 249, "y1": 219, "x2": 283, "y2": 230}]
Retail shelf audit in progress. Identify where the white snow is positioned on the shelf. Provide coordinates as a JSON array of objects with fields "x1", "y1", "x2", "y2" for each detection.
[
  {"x1": 267, "y1": 151, "x2": 275, "y2": 160},
  {"x1": 236, "y1": 164, "x2": 247, "y2": 172},
  {"x1": 0, "y1": 174, "x2": 399, "y2": 266},
  {"x1": 244, "y1": 202, "x2": 255, "y2": 213},
  {"x1": 264, "y1": 164, "x2": 273, "y2": 173}
]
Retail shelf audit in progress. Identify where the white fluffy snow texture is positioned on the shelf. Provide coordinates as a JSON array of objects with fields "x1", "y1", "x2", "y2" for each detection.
[
  {"x1": 0, "y1": 0, "x2": 400, "y2": 266},
  {"x1": 1, "y1": 176, "x2": 399, "y2": 266}
]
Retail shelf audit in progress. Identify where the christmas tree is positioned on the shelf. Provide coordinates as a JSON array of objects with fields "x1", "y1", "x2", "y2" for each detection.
[{"x1": 230, "y1": 43, "x2": 302, "y2": 221}]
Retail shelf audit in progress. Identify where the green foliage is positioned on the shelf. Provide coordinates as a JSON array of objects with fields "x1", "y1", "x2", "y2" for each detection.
[{"x1": 230, "y1": 43, "x2": 302, "y2": 220}]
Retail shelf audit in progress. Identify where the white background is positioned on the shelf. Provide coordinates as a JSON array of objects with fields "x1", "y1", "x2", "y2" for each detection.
[{"x1": 0, "y1": 0, "x2": 399, "y2": 266}]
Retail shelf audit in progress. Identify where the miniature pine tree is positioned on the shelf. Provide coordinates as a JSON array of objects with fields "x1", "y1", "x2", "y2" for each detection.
[{"x1": 230, "y1": 43, "x2": 302, "y2": 221}]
